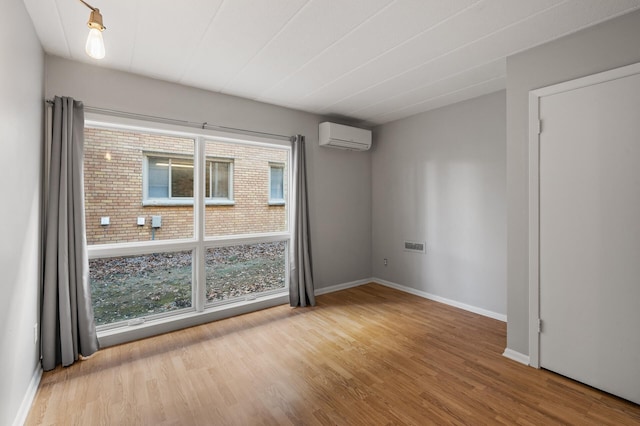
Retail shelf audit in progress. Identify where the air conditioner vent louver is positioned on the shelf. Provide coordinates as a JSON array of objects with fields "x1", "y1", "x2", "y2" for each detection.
[{"x1": 404, "y1": 241, "x2": 426, "y2": 253}]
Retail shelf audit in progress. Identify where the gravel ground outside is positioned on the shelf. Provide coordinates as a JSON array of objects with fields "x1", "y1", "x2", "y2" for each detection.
[{"x1": 89, "y1": 242, "x2": 286, "y2": 325}]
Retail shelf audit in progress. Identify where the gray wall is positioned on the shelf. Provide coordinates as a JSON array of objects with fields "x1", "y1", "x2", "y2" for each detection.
[
  {"x1": 0, "y1": 0, "x2": 44, "y2": 424},
  {"x1": 44, "y1": 55, "x2": 372, "y2": 290},
  {"x1": 506, "y1": 10, "x2": 640, "y2": 355},
  {"x1": 372, "y1": 91, "x2": 506, "y2": 316}
]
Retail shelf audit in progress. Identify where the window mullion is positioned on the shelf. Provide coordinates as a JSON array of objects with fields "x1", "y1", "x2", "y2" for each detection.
[
  {"x1": 213, "y1": 162, "x2": 219, "y2": 196},
  {"x1": 206, "y1": 161, "x2": 211, "y2": 199},
  {"x1": 167, "y1": 158, "x2": 173, "y2": 199},
  {"x1": 229, "y1": 162, "x2": 234, "y2": 200},
  {"x1": 194, "y1": 137, "x2": 206, "y2": 312}
]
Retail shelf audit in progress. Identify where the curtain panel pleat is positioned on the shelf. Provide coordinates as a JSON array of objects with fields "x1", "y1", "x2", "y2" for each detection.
[
  {"x1": 41, "y1": 96, "x2": 99, "y2": 371},
  {"x1": 289, "y1": 135, "x2": 315, "y2": 307}
]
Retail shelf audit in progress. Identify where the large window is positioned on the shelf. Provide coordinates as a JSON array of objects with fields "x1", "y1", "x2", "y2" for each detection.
[{"x1": 84, "y1": 124, "x2": 290, "y2": 334}]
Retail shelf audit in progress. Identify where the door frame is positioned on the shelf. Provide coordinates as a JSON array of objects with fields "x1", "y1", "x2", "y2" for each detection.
[{"x1": 527, "y1": 61, "x2": 640, "y2": 368}]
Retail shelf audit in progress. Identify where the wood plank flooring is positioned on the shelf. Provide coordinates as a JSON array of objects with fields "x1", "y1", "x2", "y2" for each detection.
[{"x1": 26, "y1": 284, "x2": 640, "y2": 425}]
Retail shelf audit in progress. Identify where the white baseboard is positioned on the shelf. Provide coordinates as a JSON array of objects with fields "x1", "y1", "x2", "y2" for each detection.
[
  {"x1": 12, "y1": 364, "x2": 42, "y2": 426},
  {"x1": 502, "y1": 348, "x2": 531, "y2": 366},
  {"x1": 372, "y1": 277, "x2": 507, "y2": 322},
  {"x1": 314, "y1": 278, "x2": 370, "y2": 296}
]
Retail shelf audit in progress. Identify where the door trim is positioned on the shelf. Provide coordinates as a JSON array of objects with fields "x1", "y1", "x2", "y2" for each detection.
[{"x1": 527, "y1": 61, "x2": 640, "y2": 368}]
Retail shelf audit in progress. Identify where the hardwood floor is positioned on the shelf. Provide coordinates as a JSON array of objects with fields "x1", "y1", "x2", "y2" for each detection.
[{"x1": 26, "y1": 284, "x2": 640, "y2": 425}]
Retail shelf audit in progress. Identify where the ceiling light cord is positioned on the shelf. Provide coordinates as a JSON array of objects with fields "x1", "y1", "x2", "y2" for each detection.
[{"x1": 78, "y1": 0, "x2": 96, "y2": 12}]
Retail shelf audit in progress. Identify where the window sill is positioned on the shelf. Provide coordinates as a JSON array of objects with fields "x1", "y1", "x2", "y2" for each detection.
[
  {"x1": 268, "y1": 200, "x2": 286, "y2": 206},
  {"x1": 96, "y1": 290, "x2": 288, "y2": 348},
  {"x1": 206, "y1": 200, "x2": 235, "y2": 206},
  {"x1": 142, "y1": 199, "x2": 235, "y2": 207}
]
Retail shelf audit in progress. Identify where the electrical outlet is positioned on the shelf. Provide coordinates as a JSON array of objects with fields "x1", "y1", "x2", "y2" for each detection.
[
  {"x1": 384, "y1": 258, "x2": 388, "y2": 266},
  {"x1": 33, "y1": 323, "x2": 38, "y2": 344}
]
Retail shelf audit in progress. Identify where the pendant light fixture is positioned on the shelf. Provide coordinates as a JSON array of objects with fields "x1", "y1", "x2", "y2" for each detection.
[{"x1": 79, "y1": 0, "x2": 106, "y2": 59}]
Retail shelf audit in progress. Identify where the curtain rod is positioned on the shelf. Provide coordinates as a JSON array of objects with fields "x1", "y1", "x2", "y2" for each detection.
[{"x1": 45, "y1": 99, "x2": 292, "y2": 141}]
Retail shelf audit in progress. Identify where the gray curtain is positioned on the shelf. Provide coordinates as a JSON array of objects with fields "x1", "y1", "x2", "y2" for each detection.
[
  {"x1": 41, "y1": 96, "x2": 99, "y2": 371},
  {"x1": 290, "y1": 135, "x2": 315, "y2": 307}
]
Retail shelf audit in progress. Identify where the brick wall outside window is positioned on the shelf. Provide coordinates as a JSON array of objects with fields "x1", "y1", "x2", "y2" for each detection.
[{"x1": 84, "y1": 127, "x2": 287, "y2": 245}]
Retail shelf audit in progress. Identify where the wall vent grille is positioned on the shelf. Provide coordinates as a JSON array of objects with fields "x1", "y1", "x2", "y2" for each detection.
[{"x1": 404, "y1": 241, "x2": 426, "y2": 253}]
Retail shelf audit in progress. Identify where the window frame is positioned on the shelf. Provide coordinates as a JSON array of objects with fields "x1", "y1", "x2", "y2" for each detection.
[
  {"x1": 142, "y1": 152, "x2": 194, "y2": 205},
  {"x1": 204, "y1": 158, "x2": 234, "y2": 205},
  {"x1": 142, "y1": 153, "x2": 235, "y2": 206},
  {"x1": 84, "y1": 116, "x2": 292, "y2": 346}
]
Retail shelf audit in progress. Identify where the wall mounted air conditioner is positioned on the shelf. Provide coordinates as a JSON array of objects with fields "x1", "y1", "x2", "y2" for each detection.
[{"x1": 319, "y1": 122, "x2": 372, "y2": 151}]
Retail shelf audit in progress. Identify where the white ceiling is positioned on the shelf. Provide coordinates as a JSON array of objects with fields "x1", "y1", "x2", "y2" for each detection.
[{"x1": 24, "y1": 0, "x2": 640, "y2": 125}]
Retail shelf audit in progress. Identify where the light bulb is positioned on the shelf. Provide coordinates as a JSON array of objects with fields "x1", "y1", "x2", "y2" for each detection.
[{"x1": 86, "y1": 28, "x2": 105, "y2": 59}]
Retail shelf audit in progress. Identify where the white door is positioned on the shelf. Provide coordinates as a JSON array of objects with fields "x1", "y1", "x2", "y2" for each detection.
[{"x1": 538, "y1": 70, "x2": 640, "y2": 404}]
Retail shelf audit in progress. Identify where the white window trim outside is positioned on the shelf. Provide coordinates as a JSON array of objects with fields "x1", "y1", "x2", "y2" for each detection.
[
  {"x1": 84, "y1": 116, "x2": 292, "y2": 347},
  {"x1": 268, "y1": 162, "x2": 286, "y2": 205}
]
